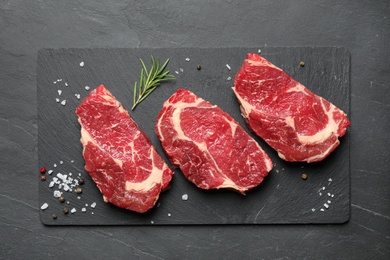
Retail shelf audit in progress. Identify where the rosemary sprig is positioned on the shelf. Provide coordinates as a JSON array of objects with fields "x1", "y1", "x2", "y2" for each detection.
[{"x1": 132, "y1": 55, "x2": 175, "y2": 110}]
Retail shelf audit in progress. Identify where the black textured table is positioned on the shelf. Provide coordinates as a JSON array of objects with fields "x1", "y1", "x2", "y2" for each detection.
[{"x1": 1, "y1": 1, "x2": 389, "y2": 259}]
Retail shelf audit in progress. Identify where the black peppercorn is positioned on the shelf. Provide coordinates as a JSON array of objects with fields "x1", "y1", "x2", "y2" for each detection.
[
  {"x1": 301, "y1": 173, "x2": 308, "y2": 180},
  {"x1": 40, "y1": 175, "x2": 46, "y2": 181},
  {"x1": 299, "y1": 61, "x2": 305, "y2": 67},
  {"x1": 52, "y1": 214, "x2": 57, "y2": 219},
  {"x1": 75, "y1": 187, "x2": 82, "y2": 194},
  {"x1": 78, "y1": 178, "x2": 84, "y2": 185},
  {"x1": 63, "y1": 208, "x2": 69, "y2": 214},
  {"x1": 196, "y1": 64, "x2": 201, "y2": 70},
  {"x1": 58, "y1": 196, "x2": 65, "y2": 203}
]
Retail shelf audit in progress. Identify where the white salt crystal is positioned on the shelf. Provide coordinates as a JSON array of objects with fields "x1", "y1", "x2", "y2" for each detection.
[
  {"x1": 324, "y1": 203, "x2": 329, "y2": 209},
  {"x1": 69, "y1": 173, "x2": 72, "y2": 176},
  {"x1": 331, "y1": 194, "x2": 334, "y2": 198},
  {"x1": 327, "y1": 200, "x2": 331, "y2": 204},
  {"x1": 60, "y1": 161, "x2": 63, "y2": 164},
  {"x1": 179, "y1": 68, "x2": 184, "y2": 72},
  {"x1": 85, "y1": 204, "x2": 88, "y2": 207},
  {"x1": 78, "y1": 173, "x2": 82, "y2": 177},
  {"x1": 182, "y1": 194, "x2": 188, "y2": 201},
  {"x1": 63, "y1": 184, "x2": 70, "y2": 191},
  {"x1": 80, "y1": 61, "x2": 84, "y2": 67},
  {"x1": 90, "y1": 202, "x2": 96, "y2": 208},
  {"x1": 66, "y1": 201, "x2": 70, "y2": 205},
  {"x1": 41, "y1": 203, "x2": 49, "y2": 210},
  {"x1": 327, "y1": 193, "x2": 331, "y2": 197},
  {"x1": 58, "y1": 90, "x2": 62, "y2": 95},
  {"x1": 81, "y1": 208, "x2": 86, "y2": 212},
  {"x1": 185, "y1": 58, "x2": 190, "y2": 61},
  {"x1": 168, "y1": 213, "x2": 171, "y2": 217},
  {"x1": 258, "y1": 49, "x2": 262, "y2": 53},
  {"x1": 227, "y1": 76, "x2": 232, "y2": 81},
  {"x1": 226, "y1": 64, "x2": 231, "y2": 70},
  {"x1": 311, "y1": 208, "x2": 315, "y2": 212},
  {"x1": 328, "y1": 178, "x2": 332, "y2": 182},
  {"x1": 48, "y1": 170, "x2": 53, "y2": 175},
  {"x1": 71, "y1": 208, "x2": 76, "y2": 213},
  {"x1": 71, "y1": 160, "x2": 74, "y2": 163},
  {"x1": 275, "y1": 169, "x2": 279, "y2": 173},
  {"x1": 53, "y1": 190, "x2": 62, "y2": 197},
  {"x1": 175, "y1": 71, "x2": 179, "y2": 74},
  {"x1": 61, "y1": 100, "x2": 66, "y2": 106},
  {"x1": 320, "y1": 208, "x2": 325, "y2": 212},
  {"x1": 55, "y1": 98, "x2": 60, "y2": 103},
  {"x1": 322, "y1": 186, "x2": 326, "y2": 190},
  {"x1": 49, "y1": 181, "x2": 55, "y2": 188},
  {"x1": 91, "y1": 212, "x2": 94, "y2": 215},
  {"x1": 64, "y1": 82, "x2": 68, "y2": 87},
  {"x1": 53, "y1": 81, "x2": 57, "y2": 84},
  {"x1": 85, "y1": 86, "x2": 90, "y2": 91},
  {"x1": 319, "y1": 192, "x2": 322, "y2": 196},
  {"x1": 58, "y1": 79, "x2": 62, "y2": 82},
  {"x1": 77, "y1": 196, "x2": 81, "y2": 200},
  {"x1": 151, "y1": 220, "x2": 154, "y2": 224},
  {"x1": 54, "y1": 164, "x2": 57, "y2": 168}
]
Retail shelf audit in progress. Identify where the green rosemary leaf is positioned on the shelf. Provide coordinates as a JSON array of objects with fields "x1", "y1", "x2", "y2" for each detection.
[{"x1": 132, "y1": 55, "x2": 175, "y2": 110}]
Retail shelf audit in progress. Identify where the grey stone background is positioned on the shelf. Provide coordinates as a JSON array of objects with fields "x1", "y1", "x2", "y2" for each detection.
[{"x1": 0, "y1": 0, "x2": 389, "y2": 259}]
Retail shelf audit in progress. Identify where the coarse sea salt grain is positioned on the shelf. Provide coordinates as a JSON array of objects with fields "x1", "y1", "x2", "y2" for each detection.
[
  {"x1": 90, "y1": 202, "x2": 96, "y2": 208},
  {"x1": 179, "y1": 68, "x2": 184, "y2": 72},
  {"x1": 175, "y1": 71, "x2": 179, "y2": 74},
  {"x1": 81, "y1": 208, "x2": 86, "y2": 212},
  {"x1": 58, "y1": 79, "x2": 62, "y2": 82},
  {"x1": 311, "y1": 208, "x2": 315, "y2": 212},
  {"x1": 226, "y1": 64, "x2": 231, "y2": 70},
  {"x1": 64, "y1": 82, "x2": 68, "y2": 87},
  {"x1": 53, "y1": 190, "x2": 62, "y2": 197},
  {"x1": 327, "y1": 193, "x2": 331, "y2": 197},
  {"x1": 328, "y1": 178, "x2": 332, "y2": 182},
  {"x1": 182, "y1": 194, "x2": 188, "y2": 201},
  {"x1": 60, "y1": 161, "x2": 63, "y2": 164},
  {"x1": 71, "y1": 208, "x2": 76, "y2": 214},
  {"x1": 320, "y1": 208, "x2": 325, "y2": 212},
  {"x1": 258, "y1": 49, "x2": 262, "y2": 53},
  {"x1": 55, "y1": 98, "x2": 60, "y2": 103},
  {"x1": 53, "y1": 81, "x2": 57, "y2": 84},
  {"x1": 80, "y1": 61, "x2": 84, "y2": 67},
  {"x1": 48, "y1": 170, "x2": 53, "y2": 175},
  {"x1": 227, "y1": 76, "x2": 232, "y2": 81},
  {"x1": 185, "y1": 58, "x2": 190, "y2": 61},
  {"x1": 61, "y1": 100, "x2": 66, "y2": 106},
  {"x1": 85, "y1": 86, "x2": 90, "y2": 91},
  {"x1": 58, "y1": 90, "x2": 62, "y2": 95},
  {"x1": 327, "y1": 200, "x2": 331, "y2": 204},
  {"x1": 49, "y1": 181, "x2": 55, "y2": 188},
  {"x1": 41, "y1": 203, "x2": 49, "y2": 210},
  {"x1": 151, "y1": 221, "x2": 154, "y2": 224},
  {"x1": 324, "y1": 203, "x2": 329, "y2": 209},
  {"x1": 168, "y1": 213, "x2": 171, "y2": 217}
]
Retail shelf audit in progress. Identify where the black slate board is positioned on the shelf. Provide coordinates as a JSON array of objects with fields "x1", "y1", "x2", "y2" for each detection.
[{"x1": 37, "y1": 47, "x2": 350, "y2": 225}]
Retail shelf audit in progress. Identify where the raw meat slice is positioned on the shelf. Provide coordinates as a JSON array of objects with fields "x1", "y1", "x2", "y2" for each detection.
[
  {"x1": 233, "y1": 53, "x2": 350, "y2": 163},
  {"x1": 76, "y1": 85, "x2": 173, "y2": 213},
  {"x1": 155, "y1": 88, "x2": 273, "y2": 194}
]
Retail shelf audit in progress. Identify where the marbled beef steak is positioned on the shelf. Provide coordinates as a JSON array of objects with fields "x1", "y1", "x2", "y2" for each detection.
[
  {"x1": 76, "y1": 85, "x2": 173, "y2": 213},
  {"x1": 233, "y1": 53, "x2": 350, "y2": 163},
  {"x1": 155, "y1": 88, "x2": 273, "y2": 194}
]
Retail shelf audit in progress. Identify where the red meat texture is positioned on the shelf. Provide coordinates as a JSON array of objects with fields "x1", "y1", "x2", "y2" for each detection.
[
  {"x1": 155, "y1": 88, "x2": 273, "y2": 194},
  {"x1": 233, "y1": 53, "x2": 350, "y2": 163},
  {"x1": 76, "y1": 85, "x2": 173, "y2": 213}
]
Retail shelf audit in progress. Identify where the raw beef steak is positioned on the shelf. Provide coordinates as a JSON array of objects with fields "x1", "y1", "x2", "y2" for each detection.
[
  {"x1": 233, "y1": 53, "x2": 350, "y2": 163},
  {"x1": 76, "y1": 85, "x2": 173, "y2": 213},
  {"x1": 155, "y1": 88, "x2": 273, "y2": 194}
]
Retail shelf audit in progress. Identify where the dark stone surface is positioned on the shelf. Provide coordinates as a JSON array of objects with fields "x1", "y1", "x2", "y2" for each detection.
[
  {"x1": 37, "y1": 47, "x2": 350, "y2": 225},
  {"x1": 0, "y1": 0, "x2": 389, "y2": 258}
]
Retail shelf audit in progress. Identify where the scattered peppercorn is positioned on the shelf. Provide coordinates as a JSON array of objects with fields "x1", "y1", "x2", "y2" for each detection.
[
  {"x1": 75, "y1": 187, "x2": 82, "y2": 194},
  {"x1": 196, "y1": 64, "x2": 201, "y2": 70},
  {"x1": 40, "y1": 167, "x2": 46, "y2": 174},
  {"x1": 52, "y1": 213, "x2": 58, "y2": 219},
  {"x1": 40, "y1": 175, "x2": 46, "y2": 181},
  {"x1": 78, "y1": 178, "x2": 84, "y2": 185},
  {"x1": 58, "y1": 196, "x2": 65, "y2": 203},
  {"x1": 63, "y1": 208, "x2": 69, "y2": 214},
  {"x1": 301, "y1": 173, "x2": 308, "y2": 180},
  {"x1": 299, "y1": 61, "x2": 305, "y2": 67}
]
